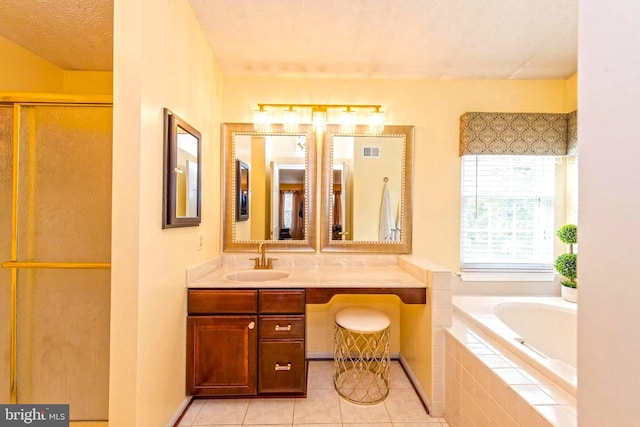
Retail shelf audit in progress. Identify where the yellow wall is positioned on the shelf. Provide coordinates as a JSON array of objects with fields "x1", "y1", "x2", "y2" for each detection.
[
  {"x1": 250, "y1": 137, "x2": 267, "y2": 240},
  {"x1": 222, "y1": 76, "x2": 570, "y2": 271},
  {"x1": 63, "y1": 71, "x2": 113, "y2": 95},
  {"x1": 399, "y1": 292, "x2": 432, "y2": 399},
  {"x1": 111, "y1": 0, "x2": 222, "y2": 425},
  {"x1": 0, "y1": 35, "x2": 112, "y2": 95},
  {"x1": 307, "y1": 295, "x2": 401, "y2": 355},
  {"x1": 566, "y1": 74, "x2": 578, "y2": 111},
  {"x1": 0, "y1": 35, "x2": 63, "y2": 92}
]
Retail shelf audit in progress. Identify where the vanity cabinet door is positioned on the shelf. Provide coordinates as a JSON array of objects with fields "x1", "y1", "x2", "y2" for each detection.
[{"x1": 186, "y1": 315, "x2": 257, "y2": 396}]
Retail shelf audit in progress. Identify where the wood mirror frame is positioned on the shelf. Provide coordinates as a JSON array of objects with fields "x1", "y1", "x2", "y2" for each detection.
[
  {"x1": 222, "y1": 123, "x2": 317, "y2": 252},
  {"x1": 162, "y1": 108, "x2": 202, "y2": 228},
  {"x1": 320, "y1": 124, "x2": 414, "y2": 253}
]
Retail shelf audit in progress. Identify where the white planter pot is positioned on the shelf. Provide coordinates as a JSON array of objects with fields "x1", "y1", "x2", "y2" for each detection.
[{"x1": 561, "y1": 285, "x2": 577, "y2": 303}]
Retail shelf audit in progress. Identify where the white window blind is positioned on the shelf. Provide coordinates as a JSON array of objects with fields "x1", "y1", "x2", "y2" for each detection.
[
  {"x1": 460, "y1": 155, "x2": 555, "y2": 271},
  {"x1": 283, "y1": 192, "x2": 293, "y2": 229}
]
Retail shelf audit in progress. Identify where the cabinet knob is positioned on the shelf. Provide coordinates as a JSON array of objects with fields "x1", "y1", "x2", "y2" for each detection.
[
  {"x1": 275, "y1": 363, "x2": 292, "y2": 371},
  {"x1": 248, "y1": 321, "x2": 255, "y2": 330},
  {"x1": 275, "y1": 324, "x2": 292, "y2": 332}
]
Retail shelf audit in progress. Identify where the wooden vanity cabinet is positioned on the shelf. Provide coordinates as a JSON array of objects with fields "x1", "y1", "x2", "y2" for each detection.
[
  {"x1": 258, "y1": 289, "x2": 306, "y2": 394},
  {"x1": 186, "y1": 288, "x2": 306, "y2": 397},
  {"x1": 186, "y1": 290, "x2": 258, "y2": 396}
]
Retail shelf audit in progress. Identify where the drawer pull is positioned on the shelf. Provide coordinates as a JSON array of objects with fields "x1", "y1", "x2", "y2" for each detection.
[
  {"x1": 275, "y1": 324, "x2": 292, "y2": 332},
  {"x1": 248, "y1": 321, "x2": 255, "y2": 330},
  {"x1": 274, "y1": 363, "x2": 292, "y2": 371}
]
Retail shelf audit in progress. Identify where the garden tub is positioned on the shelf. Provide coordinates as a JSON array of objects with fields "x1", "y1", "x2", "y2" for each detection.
[{"x1": 452, "y1": 295, "x2": 577, "y2": 396}]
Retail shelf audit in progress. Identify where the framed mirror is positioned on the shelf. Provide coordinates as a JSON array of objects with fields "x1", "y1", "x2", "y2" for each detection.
[
  {"x1": 163, "y1": 108, "x2": 202, "y2": 228},
  {"x1": 320, "y1": 124, "x2": 414, "y2": 252},
  {"x1": 236, "y1": 159, "x2": 250, "y2": 221},
  {"x1": 222, "y1": 123, "x2": 316, "y2": 252}
]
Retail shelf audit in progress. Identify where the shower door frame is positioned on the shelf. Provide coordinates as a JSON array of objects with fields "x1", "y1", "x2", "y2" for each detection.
[{"x1": 0, "y1": 94, "x2": 112, "y2": 412}]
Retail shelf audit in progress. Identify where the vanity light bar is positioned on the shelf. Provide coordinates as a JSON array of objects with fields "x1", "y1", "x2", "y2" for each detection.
[{"x1": 253, "y1": 103, "x2": 385, "y2": 134}]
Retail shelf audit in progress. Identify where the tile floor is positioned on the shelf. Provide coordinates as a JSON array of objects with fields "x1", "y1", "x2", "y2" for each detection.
[{"x1": 178, "y1": 360, "x2": 449, "y2": 426}]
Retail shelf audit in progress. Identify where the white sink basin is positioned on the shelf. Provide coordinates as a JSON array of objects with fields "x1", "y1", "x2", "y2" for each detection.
[{"x1": 224, "y1": 270, "x2": 290, "y2": 282}]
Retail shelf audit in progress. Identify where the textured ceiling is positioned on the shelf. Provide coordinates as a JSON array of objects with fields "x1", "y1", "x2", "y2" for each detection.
[
  {"x1": 190, "y1": 0, "x2": 578, "y2": 79},
  {"x1": 0, "y1": 0, "x2": 113, "y2": 71},
  {"x1": 0, "y1": 0, "x2": 577, "y2": 79}
]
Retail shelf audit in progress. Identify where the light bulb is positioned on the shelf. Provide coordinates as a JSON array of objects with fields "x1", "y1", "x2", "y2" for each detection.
[
  {"x1": 283, "y1": 108, "x2": 299, "y2": 132},
  {"x1": 253, "y1": 109, "x2": 271, "y2": 132},
  {"x1": 312, "y1": 110, "x2": 327, "y2": 132},
  {"x1": 340, "y1": 109, "x2": 357, "y2": 133},
  {"x1": 368, "y1": 110, "x2": 385, "y2": 134}
]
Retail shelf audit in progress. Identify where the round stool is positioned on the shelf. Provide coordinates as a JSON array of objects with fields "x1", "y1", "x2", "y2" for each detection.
[{"x1": 334, "y1": 307, "x2": 390, "y2": 404}]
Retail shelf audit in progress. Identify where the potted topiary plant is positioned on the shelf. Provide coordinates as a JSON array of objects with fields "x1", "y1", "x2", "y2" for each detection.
[{"x1": 555, "y1": 224, "x2": 577, "y2": 303}]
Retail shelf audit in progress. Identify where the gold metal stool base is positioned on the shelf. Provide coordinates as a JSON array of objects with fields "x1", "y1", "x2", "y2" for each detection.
[{"x1": 334, "y1": 321, "x2": 390, "y2": 405}]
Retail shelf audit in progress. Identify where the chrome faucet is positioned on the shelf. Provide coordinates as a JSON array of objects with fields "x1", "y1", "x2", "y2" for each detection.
[{"x1": 250, "y1": 242, "x2": 277, "y2": 269}]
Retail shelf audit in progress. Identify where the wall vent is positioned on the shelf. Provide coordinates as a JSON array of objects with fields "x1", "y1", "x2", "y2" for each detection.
[{"x1": 362, "y1": 146, "x2": 381, "y2": 158}]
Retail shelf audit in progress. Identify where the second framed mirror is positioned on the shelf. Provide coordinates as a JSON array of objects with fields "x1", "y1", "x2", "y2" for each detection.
[{"x1": 321, "y1": 124, "x2": 414, "y2": 253}]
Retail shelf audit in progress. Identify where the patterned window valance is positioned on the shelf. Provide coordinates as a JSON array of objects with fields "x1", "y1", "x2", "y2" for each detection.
[
  {"x1": 459, "y1": 111, "x2": 578, "y2": 156},
  {"x1": 567, "y1": 111, "x2": 578, "y2": 156}
]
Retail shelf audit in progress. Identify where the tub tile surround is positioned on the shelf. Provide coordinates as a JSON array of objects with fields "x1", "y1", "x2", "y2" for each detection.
[
  {"x1": 444, "y1": 315, "x2": 577, "y2": 427},
  {"x1": 400, "y1": 255, "x2": 454, "y2": 420}
]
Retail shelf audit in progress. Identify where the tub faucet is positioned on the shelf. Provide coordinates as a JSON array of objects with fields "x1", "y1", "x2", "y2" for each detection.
[{"x1": 250, "y1": 242, "x2": 277, "y2": 269}]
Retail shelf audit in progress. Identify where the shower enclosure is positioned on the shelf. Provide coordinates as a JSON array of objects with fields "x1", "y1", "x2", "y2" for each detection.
[{"x1": 0, "y1": 100, "x2": 112, "y2": 424}]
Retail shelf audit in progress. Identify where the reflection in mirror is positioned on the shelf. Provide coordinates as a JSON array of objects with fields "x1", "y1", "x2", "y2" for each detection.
[
  {"x1": 163, "y1": 109, "x2": 201, "y2": 228},
  {"x1": 176, "y1": 126, "x2": 199, "y2": 217},
  {"x1": 236, "y1": 159, "x2": 249, "y2": 221},
  {"x1": 222, "y1": 123, "x2": 316, "y2": 252},
  {"x1": 321, "y1": 125, "x2": 414, "y2": 253}
]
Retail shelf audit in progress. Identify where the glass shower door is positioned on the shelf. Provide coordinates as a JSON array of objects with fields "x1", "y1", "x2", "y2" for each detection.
[
  {"x1": 1, "y1": 103, "x2": 112, "y2": 422},
  {"x1": 0, "y1": 106, "x2": 14, "y2": 406}
]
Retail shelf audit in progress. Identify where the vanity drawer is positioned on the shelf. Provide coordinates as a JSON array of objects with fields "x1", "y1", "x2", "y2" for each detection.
[
  {"x1": 258, "y1": 340, "x2": 306, "y2": 394},
  {"x1": 259, "y1": 289, "x2": 305, "y2": 313},
  {"x1": 188, "y1": 289, "x2": 257, "y2": 314},
  {"x1": 259, "y1": 315, "x2": 305, "y2": 339}
]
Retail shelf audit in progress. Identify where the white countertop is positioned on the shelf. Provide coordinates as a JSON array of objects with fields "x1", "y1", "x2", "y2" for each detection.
[
  {"x1": 187, "y1": 255, "x2": 428, "y2": 289},
  {"x1": 188, "y1": 265, "x2": 425, "y2": 288}
]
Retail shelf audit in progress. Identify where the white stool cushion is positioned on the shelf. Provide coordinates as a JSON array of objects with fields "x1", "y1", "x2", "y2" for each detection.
[{"x1": 335, "y1": 307, "x2": 390, "y2": 333}]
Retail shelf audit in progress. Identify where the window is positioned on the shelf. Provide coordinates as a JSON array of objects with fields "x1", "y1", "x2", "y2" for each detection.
[
  {"x1": 460, "y1": 155, "x2": 555, "y2": 272},
  {"x1": 282, "y1": 192, "x2": 293, "y2": 229}
]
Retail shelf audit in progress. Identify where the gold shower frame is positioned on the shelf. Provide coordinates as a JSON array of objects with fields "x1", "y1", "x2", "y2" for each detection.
[{"x1": 0, "y1": 93, "x2": 112, "y2": 421}]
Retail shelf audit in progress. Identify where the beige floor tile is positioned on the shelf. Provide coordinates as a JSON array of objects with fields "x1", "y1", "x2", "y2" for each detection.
[
  {"x1": 344, "y1": 423, "x2": 392, "y2": 427},
  {"x1": 192, "y1": 399, "x2": 250, "y2": 425},
  {"x1": 243, "y1": 398, "x2": 294, "y2": 424},
  {"x1": 293, "y1": 388, "x2": 342, "y2": 424},
  {"x1": 178, "y1": 399, "x2": 204, "y2": 425},
  {"x1": 184, "y1": 359, "x2": 432, "y2": 426},
  {"x1": 384, "y1": 388, "x2": 431, "y2": 423},
  {"x1": 392, "y1": 423, "x2": 443, "y2": 426},
  {"x1": 340, "y1": 399, "x2": 390, "y2": 423},
  {"x1": 307, "y1": 360, "x2": 335, "y2": 390},
  {"x1": 195, "y1": 425, "x2": 241, "y2": 427},
  {"x1": 242, "y1": 425, "x2": 290, "y2": 427},
  {"x1": 293, "y1": 424, "x2": 341, "y2": 427},
  {"x1": 390, "y1": 362, "x2": 412, "y2": 388}
]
